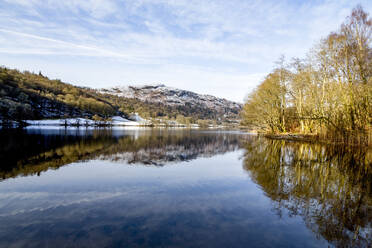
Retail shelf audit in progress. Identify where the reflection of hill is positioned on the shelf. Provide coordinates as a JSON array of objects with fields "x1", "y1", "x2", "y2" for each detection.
[
  {"x1": 0, "y1": 129, "x2": 241, "y2": 180},
  {"x1": 98, "y1": 132, "x2": 241, "y2": 165},
  {"x1": 242, "y1": 137, "x2": 372, "y2": 248}
]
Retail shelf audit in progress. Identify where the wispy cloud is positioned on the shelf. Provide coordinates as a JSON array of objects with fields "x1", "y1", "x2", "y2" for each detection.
[
  {"x1": 0, "y1": 28, "x2": 152, "y2": 62},
  {"x1": 0, "y1": 0, "x2": 371, "y2": 102}
]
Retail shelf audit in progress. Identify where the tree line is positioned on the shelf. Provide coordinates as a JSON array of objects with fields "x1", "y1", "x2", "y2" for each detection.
[{"x1": 242, "y1": 6, "x2": 371, "y2": 145}]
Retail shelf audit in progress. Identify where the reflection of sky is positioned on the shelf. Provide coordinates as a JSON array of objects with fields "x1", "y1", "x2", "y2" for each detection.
[{"x1": 0, "y1": 149, "x2": 328, "y2": 247}]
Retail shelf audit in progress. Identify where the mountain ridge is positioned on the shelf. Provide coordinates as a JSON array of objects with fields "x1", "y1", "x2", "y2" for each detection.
[
  {"x1": 0, "y1": 67, "x2": 242, "y2": 124},
  {"x1": 100, "y1": 84, "x2": 242, "y2": 120},
  {"x1": 104, "y1": 83, "x2": 240, "y2": 103}
]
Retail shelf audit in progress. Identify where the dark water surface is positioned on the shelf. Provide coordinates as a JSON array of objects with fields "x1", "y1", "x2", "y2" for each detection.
[{"x1": 0, "y1": 128, "x2": 370, "y2": 248}]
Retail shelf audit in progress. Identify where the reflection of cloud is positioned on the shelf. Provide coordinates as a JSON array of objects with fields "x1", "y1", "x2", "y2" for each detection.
[
  {"x1": 0, "y1": 172, "x2": 326, "y2": 248},
  {"x1": 0, "y1": 182, "x2": 261, "y2": 218},
  {"x1": 0, "y1": 191, "x2": 129, "y2": 216}
]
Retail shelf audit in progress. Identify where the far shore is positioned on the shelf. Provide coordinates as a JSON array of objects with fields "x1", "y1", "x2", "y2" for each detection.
[{"x1": 0, "y1": 117, "x2": 238, "y2": 129}]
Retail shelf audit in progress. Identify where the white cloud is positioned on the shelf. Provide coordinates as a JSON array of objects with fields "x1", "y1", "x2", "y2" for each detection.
[{"x1": 0, "y1": 0, "x2": 371, "y2": 102}]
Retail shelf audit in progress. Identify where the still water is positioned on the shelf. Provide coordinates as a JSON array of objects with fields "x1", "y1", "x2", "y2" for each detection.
[{"x1": 0, "y1": 128, "x2": 370, "y2": 247}]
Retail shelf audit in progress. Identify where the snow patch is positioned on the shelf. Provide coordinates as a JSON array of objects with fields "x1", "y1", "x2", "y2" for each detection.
[{"x1": 24, "y1": 116, "x2": 149, "y2": 126}]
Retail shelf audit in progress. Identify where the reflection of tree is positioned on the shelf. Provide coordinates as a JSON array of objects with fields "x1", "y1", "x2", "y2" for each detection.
[
  {"x1": 242, "y1": 137, "x2": 372, "y2": 247},
  {"x1": 0, "y1": 129, "x2": 117, "y2": 180},
  {"x1": 0, "y1": 130, "x2": 241, "y2": 180}
]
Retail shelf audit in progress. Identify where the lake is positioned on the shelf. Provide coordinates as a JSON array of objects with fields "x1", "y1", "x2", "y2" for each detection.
[{"x1": 0, "y1": 128, "x2": 370, "y2": 248}]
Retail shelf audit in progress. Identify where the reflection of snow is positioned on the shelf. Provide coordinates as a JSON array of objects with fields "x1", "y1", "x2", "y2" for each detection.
[{"x1": 98, "y1": 137, "x2": 241, "y2": 166}]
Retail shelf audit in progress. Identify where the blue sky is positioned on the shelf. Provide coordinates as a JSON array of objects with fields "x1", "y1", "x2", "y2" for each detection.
[{"x1": 0, "y1": 0, "x2": 371, "y2": 102}]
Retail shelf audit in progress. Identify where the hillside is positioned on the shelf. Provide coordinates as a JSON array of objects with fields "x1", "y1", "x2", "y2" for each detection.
[
  {"x1": 0, "y1": 67, "x2": 242, "y2": 124},
  {"x1": 101, "y1": 84, "x2": 242, "y2": 120},
  {"x1": 0, "y1": 67, "x2": 118, "y2": 121}
]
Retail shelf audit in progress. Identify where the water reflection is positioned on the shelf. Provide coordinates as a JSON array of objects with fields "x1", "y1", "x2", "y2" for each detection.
[
  {"x1": 0, "y1": 129, "x2": 241, "y2": 180},
  {"x1": 0, "y1": 129, "x2": 370, "y2": 247},
  {"x1": 242, "y1": 136, "x2": 372, "y2": 247}
]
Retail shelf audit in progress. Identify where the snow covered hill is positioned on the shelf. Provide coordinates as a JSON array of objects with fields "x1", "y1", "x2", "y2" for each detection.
[{"x1": 100, "y1": 84, "x2": 242, "y2": 120}]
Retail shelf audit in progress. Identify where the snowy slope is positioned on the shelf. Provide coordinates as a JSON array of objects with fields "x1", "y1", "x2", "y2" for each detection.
[
  {"x1": 25, "y1": 116, "x2": 143, "y2": 126},
  {"x1": 100, "y1": 84, "x2": 242, "y2": 119}
]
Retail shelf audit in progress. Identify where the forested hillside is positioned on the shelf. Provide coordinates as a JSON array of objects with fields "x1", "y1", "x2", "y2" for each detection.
[
  {"x1": 0, "y1": 67, "x2": 240, "y2": 124},
  {"x1": 0, "y1": 67, "x2": 117, "y2": 121},
  {"x1": 242, "y1": 6, "x2": 371, "y2": 145}
]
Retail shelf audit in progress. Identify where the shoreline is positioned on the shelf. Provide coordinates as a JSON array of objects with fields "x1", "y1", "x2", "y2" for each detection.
[
  {"x1": 261, "y1": 133, "x2": 371, "y2": 147},
  {"x1": 0, "y1": 117, "x2": 240, "y2": 129}
]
